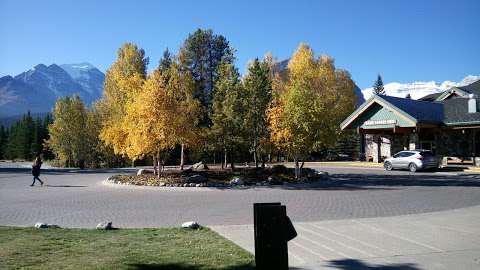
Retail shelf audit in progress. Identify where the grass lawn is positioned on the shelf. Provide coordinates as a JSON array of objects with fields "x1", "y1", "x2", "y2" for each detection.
[{"x1": 0, "y1": 226, "x2": 254, "y2": 270}]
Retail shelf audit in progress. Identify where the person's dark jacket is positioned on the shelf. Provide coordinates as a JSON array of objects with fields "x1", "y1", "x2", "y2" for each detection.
[{"x1": 32, "y1": 161, "x2": 42, "y2": 177}]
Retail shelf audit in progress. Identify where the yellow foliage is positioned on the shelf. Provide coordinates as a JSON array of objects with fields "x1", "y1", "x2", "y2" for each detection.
[{"x1": 267, "y1": 43, "x2": 357, "y2": 159}]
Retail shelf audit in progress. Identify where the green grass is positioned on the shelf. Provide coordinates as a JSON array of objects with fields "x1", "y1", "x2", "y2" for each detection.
[{"x1": 0, "y1": 226, "x2": 254, "y2": 270}]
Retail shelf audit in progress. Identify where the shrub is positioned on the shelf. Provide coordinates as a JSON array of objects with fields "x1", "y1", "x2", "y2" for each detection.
[{"x1": 271, "y1": 164, "x2": 288, "y2": 174}]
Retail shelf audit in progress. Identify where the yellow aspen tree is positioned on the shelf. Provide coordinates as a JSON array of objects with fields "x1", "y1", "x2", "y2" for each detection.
[
  {"x1": 97, "y1": 43, "x2": 148, "y2": 160},
  {"x1": 267, "y1": 43, "x2": 357, "y2": 179}
]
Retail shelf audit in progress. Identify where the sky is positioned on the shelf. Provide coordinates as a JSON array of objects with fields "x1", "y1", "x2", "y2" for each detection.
[{"x1": 0, "y1": 0, "x2": 479, "y2": 89}]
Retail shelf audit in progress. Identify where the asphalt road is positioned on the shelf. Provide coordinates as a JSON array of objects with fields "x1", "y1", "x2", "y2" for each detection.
[{"x1": 1, "y1": 165, "x2": 480, "y2": 228}]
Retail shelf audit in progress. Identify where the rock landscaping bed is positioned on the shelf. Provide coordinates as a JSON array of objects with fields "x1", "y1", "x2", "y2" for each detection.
[{"x1": 107, "y1": 164, "x2": 329, "y2": 188}]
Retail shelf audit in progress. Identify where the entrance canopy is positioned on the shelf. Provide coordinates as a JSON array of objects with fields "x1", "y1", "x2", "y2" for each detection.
[{"x1": 340, "y1": 95, "x2": 444, "y2": 132}]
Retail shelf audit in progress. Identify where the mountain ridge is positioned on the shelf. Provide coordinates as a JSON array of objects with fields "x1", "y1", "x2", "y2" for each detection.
[{"x1": 0, "y1": 63, "x2": 104, "y2": 118}]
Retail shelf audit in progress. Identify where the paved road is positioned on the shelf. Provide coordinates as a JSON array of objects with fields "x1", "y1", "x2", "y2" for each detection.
[{"x1": 1, "y1": 166, "x2": 480, "y2": 228}]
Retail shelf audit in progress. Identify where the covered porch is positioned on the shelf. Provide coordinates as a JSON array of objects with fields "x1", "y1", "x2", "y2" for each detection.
[{"x1": 341, "y1": 95, "x2": 444, "y2": 163}]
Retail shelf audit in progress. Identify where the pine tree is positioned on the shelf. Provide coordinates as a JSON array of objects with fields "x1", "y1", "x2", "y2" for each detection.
[
  {"x1": 159, "y1": 48, "x2": 173, "y2": 73},
  {"x1": 30, "y1": 117, "x2": 42, "y2": 156},
  {"x1": 0, "y1": 125, "x2": 6, "y2": 159},
  {"x1": 405, "y1": 93, "x2": 412, "y2": 99},
  {"x1": 210, "y1": 62, "x2": 245, "y2": 170},
  {"x1": 179, "y1": 29, "x2": 235, "y2": 123},
  {"x1": 243, "y1": 58, "x2": 272, "y2": 167},
  {"x1": 372, "y1": 74, "x2": 385, "y2": 95}
]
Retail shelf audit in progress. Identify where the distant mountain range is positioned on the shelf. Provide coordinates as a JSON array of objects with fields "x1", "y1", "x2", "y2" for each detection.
[
  {"x1": 361, "y1": 75, "x2": 480, "y2": 100},
  {"x1": 0, "y1": 63, "x2": 104, "y2": 118}
]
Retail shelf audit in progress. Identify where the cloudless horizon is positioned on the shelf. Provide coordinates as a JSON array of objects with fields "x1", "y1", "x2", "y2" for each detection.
[{"x1": 0, "y1": 0, "x2": 479, "y2": 89}]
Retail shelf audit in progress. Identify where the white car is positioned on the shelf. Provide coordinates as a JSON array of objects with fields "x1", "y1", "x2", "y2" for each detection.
[{"x1": 383, "y1": 150, "x2": 439, "y2": 172}]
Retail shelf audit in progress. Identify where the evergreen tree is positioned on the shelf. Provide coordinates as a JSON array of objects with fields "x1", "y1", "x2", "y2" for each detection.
[
  {"x1": 210, "y1": 62, "x2": 245, "y2": 169},
  {"x1": 179, "y1": 29, "x2": 235, "y2": 120},
  {"x1": 243, "y1": 58, "x2": 272, "y2": 167},
  {"x1": 0, "y1": 125, "x2": 6, "y2": 159},
  {"x1": 372, "y1": 74, "x2": 385, "y2": 95},
  {"x1": 405, "y1": 93, "x2": 412, "y2": 99},
  {"x1": 159, "y1": 48, "x2": 173, "y2": 73}
]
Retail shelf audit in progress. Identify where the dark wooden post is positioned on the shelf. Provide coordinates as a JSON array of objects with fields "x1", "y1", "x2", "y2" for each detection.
[{"x1": 254, "y1": 203, "x2": 297, "y2": 270}]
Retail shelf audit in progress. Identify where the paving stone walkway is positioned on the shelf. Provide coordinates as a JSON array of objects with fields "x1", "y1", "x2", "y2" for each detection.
[{"x1": 212, "y1": 205, "x2": 480, "y2": 270}]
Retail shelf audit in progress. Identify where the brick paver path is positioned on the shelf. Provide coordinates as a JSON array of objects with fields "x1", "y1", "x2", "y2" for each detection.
[{"x1": 1, "y1": 166, "x2": 480, "y2": 228}]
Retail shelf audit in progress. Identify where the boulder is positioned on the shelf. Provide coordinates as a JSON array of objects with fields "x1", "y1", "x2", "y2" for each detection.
[
  {"x1": 267, "y1": 175, "x2": 283, "y2": 185},
  {"x1": 96, "y1": 221, "x2": 113, "y2": 230},
  {"x1": 187, "y1": 174, "x2": 207, "y2": 184},
  {"x1": 230, "y1": 177, "x2": 244, "y2": 186},
  {"x1": 34, "y1": 222, "x2": 48, "y2": 228},
  {"x1": 137, "y1": 169, "x2": 154, "y2": 176},
  {"x1": 192, "y1": 162, "x2": 208, "y2": 171},
  {"x1": 315, "y1": 171, "x2": 329, "y2": 180},
  {"x1": 35, "y1": 222, "x2": 60, "y2": 229},
  {"x1": 182, "y1": 221, "x2": 200, "y2": 229}
]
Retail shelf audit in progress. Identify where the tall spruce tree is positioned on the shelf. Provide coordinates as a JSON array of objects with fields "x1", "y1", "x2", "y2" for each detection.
[
  {"x1": 210, "y1": 62, "x2": 245, "y2": 169},
  {"x1": 0, "y1": 125, "x2": 6, "y2": 159},
  {"x1": 372, "y1": 74, "x2": 385, "y2": 95},
  {"x1": 179, "y1": 29, "x2": 235, "y2": 121},
  {"x1": 243, "y1": 58, "x2": 272, "y2": 167}
]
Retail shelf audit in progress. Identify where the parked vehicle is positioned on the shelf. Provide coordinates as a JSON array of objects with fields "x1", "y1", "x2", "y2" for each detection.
[{"x1": 383, "y1": 150, "x2": 439, "y2": 172}]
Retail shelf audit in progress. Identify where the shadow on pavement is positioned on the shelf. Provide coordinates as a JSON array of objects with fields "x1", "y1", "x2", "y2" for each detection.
[
  {"x1": 127, "y1": 263, "x2": 254, "y2": 270},
  {"x1": 326, "y1": 259, "x2": 423, "y2": 270},
  {"x1": 44, "y1": 184, "x2": 88, "y2": 188},
  {"x1": 327, "y1": 173, "x2": 480, "y2": 188}
]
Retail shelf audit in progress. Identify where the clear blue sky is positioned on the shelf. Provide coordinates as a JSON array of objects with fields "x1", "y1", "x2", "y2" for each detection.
[{"x1": 0, "y1": 0, "x2": 478, "y2": 89}]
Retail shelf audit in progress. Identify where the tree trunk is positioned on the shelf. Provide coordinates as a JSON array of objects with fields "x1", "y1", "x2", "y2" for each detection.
[
  {"x1": 223, "y1": 147, "x2": 227, "y2": 169},
  {"x1": 230, "y1": 149, "x2": 235, "y2": 171},
  {"x1": 180, "y1": 144, "x2": 185, "y2": 171},
  {"x1": 153, "y1": 155, "x2": 158, "y2": 176},
  {"x1": 294, "y1": 157, "x2": 299, "y2": 180},
  {"x1": 253, "y1": 139, "x2": 258, "y2": 168},
  {"x1": 156, "y1": 151, "x2": 161, "y2": 179}
]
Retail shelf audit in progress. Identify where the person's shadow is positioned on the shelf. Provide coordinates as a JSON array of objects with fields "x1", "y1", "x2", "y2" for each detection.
[
  {"x1": 44, "y1": 185, "x2": 88, "y2": 188},
  {"x1": 324, "y1": 259, "x2": 423, "y2": 270}
]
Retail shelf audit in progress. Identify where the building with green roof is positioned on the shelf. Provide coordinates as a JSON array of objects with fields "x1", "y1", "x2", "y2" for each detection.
[{"x1": 341, "y1": 80, "x2": 480, "y2": 165}]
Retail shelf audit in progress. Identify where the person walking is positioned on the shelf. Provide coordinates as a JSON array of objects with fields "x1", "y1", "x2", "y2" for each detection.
[{"x1": 31, "y1": 154, "x2": 44, "y2": 186}]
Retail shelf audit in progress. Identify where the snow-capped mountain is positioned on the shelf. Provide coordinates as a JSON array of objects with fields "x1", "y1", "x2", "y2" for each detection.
[
  {"x1": 60, "y1": 63, "x2": 104, "y2": 97},
  {"x1": 362, "y1": 75, "x2": 480, "y2": 100},
  {"x1": 0, "y1": 63, "x2": 104, "y2": 118}
]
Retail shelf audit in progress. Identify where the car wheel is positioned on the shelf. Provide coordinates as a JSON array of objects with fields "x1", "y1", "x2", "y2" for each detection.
[
  {"x1": 408, "y1": 163, "x2": 417, "y2": 173},
  {"x1": 384, "y1": 161, "x2": 393, "y2": 171}
]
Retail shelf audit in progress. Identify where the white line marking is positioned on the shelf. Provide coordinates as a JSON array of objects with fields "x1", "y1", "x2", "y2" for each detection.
[
  {"x1": 296, "y1": 234, "x2": 352, "y2": 258},
  {"x1": 298, "y1": 225, "x2": 374, "y2": 257},
  {"x1": 352, "y1": 220, "x2": 444, "y2": 252},
  {"x1": 291, "y1": 241, "x2": 330, "y2": 261},
  {"x1": 311, "y1": 223, "x2": 388, "y2": 253}
]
